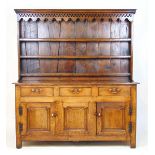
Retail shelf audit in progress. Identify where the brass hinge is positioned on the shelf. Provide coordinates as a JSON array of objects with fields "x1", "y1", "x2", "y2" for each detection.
[
  {"x1": 19, "y1": 123, "x2": 23, "y2": 134},
  {"x1": 128, "y1": 122, "x2": 132, "y2": 133},
  {"x1": 129, "y1": 106, "x2": 132, "y2": 115},
  {"x1": 19, "y1": 106, "x2": 23, "y2": 116}
]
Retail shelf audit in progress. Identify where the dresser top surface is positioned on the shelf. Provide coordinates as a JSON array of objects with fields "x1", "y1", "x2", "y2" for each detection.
[
  {"x1": 14, "y1": 9, "x2": 136, "y2": 14},
  {"x1": 14, "y1": 80, "x2": 139, "y2": 86}
]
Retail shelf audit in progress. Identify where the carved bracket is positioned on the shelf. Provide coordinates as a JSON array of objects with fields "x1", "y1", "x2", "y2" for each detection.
[{"x1": 15, "y1": 9, "x2": 136, "y2": 22}]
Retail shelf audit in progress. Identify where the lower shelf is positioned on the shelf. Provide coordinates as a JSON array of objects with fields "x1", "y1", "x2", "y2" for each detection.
[{"x1": 20, "y1": 73, "x2": 131, "y2": 77}]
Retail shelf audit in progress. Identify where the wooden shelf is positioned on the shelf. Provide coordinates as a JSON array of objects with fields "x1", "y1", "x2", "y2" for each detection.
[
  {"x1": 20, "y1": 73, "x2": 130, "y2": 77},
  {"x1": 19, "y1": 38, "x2": 131, "y2": 42},
  {"x1": 20, "y1": 56, "x2": 131, "y2": 59}
]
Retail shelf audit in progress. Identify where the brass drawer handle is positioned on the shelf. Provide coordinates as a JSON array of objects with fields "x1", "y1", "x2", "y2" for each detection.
[
  {"x1": 71, "y1": 88, "x2": 82, "y2": 94},
  {"x1": 108, "y1": 88, "x2": 121, "y2": 94},
  {"x1": 31, "y1": 88, "x2": 42, "y2": 93}
]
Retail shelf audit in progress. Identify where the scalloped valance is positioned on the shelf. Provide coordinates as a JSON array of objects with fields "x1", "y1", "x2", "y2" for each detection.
[{"x1": 14, "y1": 9, "x2": 136, "y2": 22}]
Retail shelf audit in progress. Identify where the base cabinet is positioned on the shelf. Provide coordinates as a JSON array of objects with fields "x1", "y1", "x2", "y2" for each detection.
[{"x1": 15, "y1": 85, "x2": 137, "y2": 148}]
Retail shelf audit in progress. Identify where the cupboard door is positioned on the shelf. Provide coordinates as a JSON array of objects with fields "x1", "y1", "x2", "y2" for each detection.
[
  {"x1": 21, "y1": 102, "x2": 57, "y2": 136},
  {"x1": 96, "y1": 102, "x2": 130, "y2": 138},
  {"x1": 56, "y1": 101, "x2": 96, "y2": 136}
]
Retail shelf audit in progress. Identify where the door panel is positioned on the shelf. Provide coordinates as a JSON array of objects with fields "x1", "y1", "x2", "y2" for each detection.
[
  {"x1": 21, "y1": 102, "x2": 57, "y2": 135},
  {"x1": 28, "y1": 106, "x2": 50, "y2": 130},
  {"x1": 56, "y1": 101, "x2": 96, "y2": 136},
  {"x1": 97, "y1": 102, "x2": 130, "y2": 138}
]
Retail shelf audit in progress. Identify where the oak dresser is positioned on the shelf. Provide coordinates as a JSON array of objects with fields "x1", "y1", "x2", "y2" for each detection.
[{"x1": 14, "y1": 9, "x2": 138, "y2": 148}]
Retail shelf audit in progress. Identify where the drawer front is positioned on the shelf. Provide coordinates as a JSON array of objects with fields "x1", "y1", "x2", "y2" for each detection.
[
  {"x1": 59, "y1": 87, "x2": 92, "y2": 97},
  {"x1": 98, "y1": 86, "x2": 130, "y2": 96},
  {"x1": 21, "y1": 87, "x2": 54, "y2": 97}
]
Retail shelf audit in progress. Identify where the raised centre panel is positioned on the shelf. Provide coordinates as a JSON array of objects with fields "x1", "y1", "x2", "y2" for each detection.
[
  {"x1": 56, "y1": 101, "x2": 96, "y2": 136},
  {"x1": 64, "y1": 106, "x2": 88, "y2": 130}
]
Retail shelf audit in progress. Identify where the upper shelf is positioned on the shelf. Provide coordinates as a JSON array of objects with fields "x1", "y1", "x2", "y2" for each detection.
[
  {"x1": 15, "y1": 9, "x2": 136, "y2": 22},
  {"x1": 20, "y1": 56, "x2": 131, "y2": 59},
  {"x1": 19, "y1": 38, "x2": 131, "y2": 42}
]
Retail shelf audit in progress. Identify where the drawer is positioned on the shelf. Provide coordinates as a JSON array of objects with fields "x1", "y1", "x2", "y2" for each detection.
[
  {"x1": 21, "y1": 87, "x2": 54, "y2": 97},
  {"x1": 98, "y1": 86, "x2": 130, "y2": 96},
  {"x1": 59, "y1": 87, "x2": 92, "y2": 97}
]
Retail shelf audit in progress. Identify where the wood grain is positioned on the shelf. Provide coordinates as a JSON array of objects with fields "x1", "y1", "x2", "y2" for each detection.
[
  {"x1": 58, "y1": 21, "x2": 76, "y2": 73},
  {"x1": 110, "y1": 21, "x2": 121, "y2": 73},
  {"x1": 98, "y1": 20, "x2": 111, "y2": 73},
  {"x1": 97, "y1": 102, "x2": 128, "y2": 136},
  {"x1": 120, "y1": 21, "x2": 130, "y2": 73},
  {"x1": 21, "y1": 20, "x2": 40, "y2": 73},
  {"x1": 38, "y1": 21, "x2": 52, "y2": 73},
  {"x1": 48, "y1": 21, "x2": 60, "y2": 72}
]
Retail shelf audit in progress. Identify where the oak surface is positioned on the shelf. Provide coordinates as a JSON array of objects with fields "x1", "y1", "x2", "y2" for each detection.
[{"x1": 14, "y1": 9, "x2": 138, "y2": 148}]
